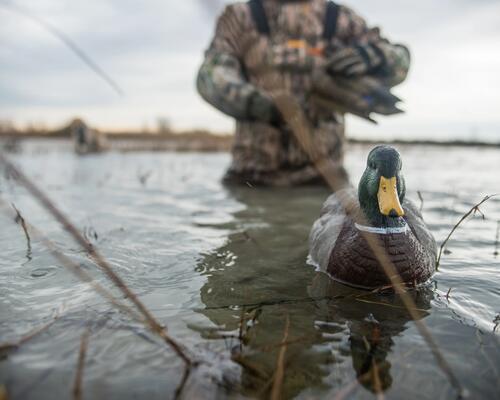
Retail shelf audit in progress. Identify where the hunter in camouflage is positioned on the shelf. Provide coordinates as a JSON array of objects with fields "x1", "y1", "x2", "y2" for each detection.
[{"x1": 197, "y1": 0, "x2": 410, "y2": 186}]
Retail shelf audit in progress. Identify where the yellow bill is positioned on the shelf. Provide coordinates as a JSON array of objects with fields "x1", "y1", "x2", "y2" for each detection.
[{"x1": 377, "y1": 176, "x2": 404, "y2": 216}]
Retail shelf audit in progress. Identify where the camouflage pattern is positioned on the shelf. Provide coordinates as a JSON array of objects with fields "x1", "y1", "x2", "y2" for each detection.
[{"x1": 197, "y1": 0, "x2": 411, "y2": 186}]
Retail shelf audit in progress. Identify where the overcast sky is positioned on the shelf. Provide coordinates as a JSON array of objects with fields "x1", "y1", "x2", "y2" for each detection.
[{"x1": 1, "y1": 0, "x2": 499, "y2": 140}]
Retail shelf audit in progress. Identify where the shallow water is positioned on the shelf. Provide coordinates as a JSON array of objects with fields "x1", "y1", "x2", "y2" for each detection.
[{"x1": 0, "y1": 140, "x2": 499, "y2": 399}]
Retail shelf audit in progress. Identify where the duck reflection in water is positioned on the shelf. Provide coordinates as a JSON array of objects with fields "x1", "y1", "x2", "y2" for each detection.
[{"x1": 193, "y1": 185, "x2": 433, "y2": 398}]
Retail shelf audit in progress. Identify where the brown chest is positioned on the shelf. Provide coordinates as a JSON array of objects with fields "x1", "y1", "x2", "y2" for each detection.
[{"x1": 327, "y1": 221, "x2": 436, "y2": 289}]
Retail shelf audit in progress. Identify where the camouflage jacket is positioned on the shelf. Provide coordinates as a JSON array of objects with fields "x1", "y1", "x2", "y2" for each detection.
[{"x1": 197, "y1": 0, "x2": 410, "y2": 186}]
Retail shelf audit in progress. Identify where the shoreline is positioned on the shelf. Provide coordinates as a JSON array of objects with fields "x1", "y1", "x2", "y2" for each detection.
[{"x1": 1, "y1": 128, "x2": 499, "y2": 151}]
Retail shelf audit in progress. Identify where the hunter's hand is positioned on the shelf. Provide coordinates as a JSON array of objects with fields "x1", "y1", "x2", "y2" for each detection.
[
  {"x1": 247, "y1": 91, "x2": 283, "y2": 128},
  {"x1": 327, "y1": 44, "x2": 384, "y2": 77}
]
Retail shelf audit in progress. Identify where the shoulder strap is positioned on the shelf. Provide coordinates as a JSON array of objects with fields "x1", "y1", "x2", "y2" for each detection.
[
  {"x1": 248, "y1": 0, "x2": 270, "y2": 36},
  {"x1": 323, "y1": 1, "x2": 339, "y2": 41}
]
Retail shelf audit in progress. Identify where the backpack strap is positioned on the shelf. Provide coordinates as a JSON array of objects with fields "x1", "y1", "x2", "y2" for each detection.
[
  {"x1": 323, "y1": 1, "x2": 339, "y2": 41},
  {"x1": 248, "y1": 0, "x2": 270, "y2": 35},
  {"x1": 248, "y1": 0, "x2": 338, "y2": 40}
]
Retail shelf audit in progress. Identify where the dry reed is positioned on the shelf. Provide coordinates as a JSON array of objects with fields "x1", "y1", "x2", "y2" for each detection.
[
  {"x1": 73, "y1": 329, "x2": 90, "y2": 400},
  {"x1": 446, "y1": 287, "x2": 453, "y2": 302},
  {"x1": 270, "y1": 314, "x2": 290, "y2": 400},
  {"x1": 494, "y1": 221, "x2": 500, "y2": 257},
  {"x1": 0, "y1": 385, "x2": 7, "y2": 400}
]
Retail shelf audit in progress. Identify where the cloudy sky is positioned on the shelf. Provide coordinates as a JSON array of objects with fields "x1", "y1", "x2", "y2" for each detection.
[{"x1": 1, "y1": 0, "x2": 499, "y2": 141}]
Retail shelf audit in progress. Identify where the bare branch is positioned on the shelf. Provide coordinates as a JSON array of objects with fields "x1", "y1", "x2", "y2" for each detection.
[{"x1": 436, "y1": 195, "x2": 499, "y2": 268}]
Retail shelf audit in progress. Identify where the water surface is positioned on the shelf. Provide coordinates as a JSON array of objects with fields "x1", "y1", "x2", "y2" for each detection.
[{"x1": 0, "y1": 140, "x2": 499, "y2": 399}]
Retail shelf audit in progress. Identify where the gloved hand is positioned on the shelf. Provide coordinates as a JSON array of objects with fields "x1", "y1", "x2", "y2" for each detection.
[
  {"x1": 327, "y1": 44, "x2": 384, "y2": 77},
  {"x1": 247, "y1": 91, "x2": 283, "y2": 127}
]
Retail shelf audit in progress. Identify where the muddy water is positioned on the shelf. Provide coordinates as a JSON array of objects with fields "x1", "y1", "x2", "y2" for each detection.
[{"x1": 0, "y1": 140, "x2": 499, "y2": 399}]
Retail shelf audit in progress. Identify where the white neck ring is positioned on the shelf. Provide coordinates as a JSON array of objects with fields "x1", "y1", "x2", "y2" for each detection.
[{"x1": 354, "y1": 223, "x2": 409, "y2": 235}]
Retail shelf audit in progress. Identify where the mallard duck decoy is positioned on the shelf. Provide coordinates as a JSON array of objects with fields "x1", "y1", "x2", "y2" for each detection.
[
  {"x1": 311, "y1": 72, "x2": 404, "y2": 124},
  {"x1": 309, "y1": 145, "x2": 436, "y2": 289}
]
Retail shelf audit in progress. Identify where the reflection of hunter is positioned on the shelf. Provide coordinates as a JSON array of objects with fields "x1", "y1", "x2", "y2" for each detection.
[{"x1": 197, "y1": 0, "x2": 410, "y2": 186}]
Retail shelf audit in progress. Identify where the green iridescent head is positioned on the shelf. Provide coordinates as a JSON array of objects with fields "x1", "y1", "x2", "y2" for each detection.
[{"x1": 358, "y1": 145, "x2": 406, "y2": 226}]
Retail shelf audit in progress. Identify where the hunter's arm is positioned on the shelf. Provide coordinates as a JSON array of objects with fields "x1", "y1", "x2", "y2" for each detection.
[{"x1": 196, "y1": 6, "x2": 276, "y2": 122}]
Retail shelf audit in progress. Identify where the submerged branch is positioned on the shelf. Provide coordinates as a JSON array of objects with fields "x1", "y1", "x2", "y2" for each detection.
[{"x1": 436, "y1": 194, "x2": 499, "y2": 268}]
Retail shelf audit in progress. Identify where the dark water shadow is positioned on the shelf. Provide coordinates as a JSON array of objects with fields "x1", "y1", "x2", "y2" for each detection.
[{"x1": 191, "y1": 185, "x2": 433, "y2": 398}]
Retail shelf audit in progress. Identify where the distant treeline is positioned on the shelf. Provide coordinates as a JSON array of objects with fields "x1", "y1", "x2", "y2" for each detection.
[{"x1": 1, "y1": 119, "x2": 499, "y2": 150}]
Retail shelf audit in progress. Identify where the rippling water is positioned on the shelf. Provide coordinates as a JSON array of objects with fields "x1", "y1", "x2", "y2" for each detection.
[{"x1": 0, "y1": 140, "x2": 499, "y2": 399}]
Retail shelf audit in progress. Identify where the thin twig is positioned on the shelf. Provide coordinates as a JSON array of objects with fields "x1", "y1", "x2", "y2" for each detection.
[
  {"x1": 436, "y1": 195, "x2": 499, "y2": 268},
  {"x1": 0, "y1": 385, "x2": 7, "y2": 400},
  {"x1": 354, "y1": 298, "x2": 427, "y2": 313},
  {"x1": 255, "y1": 335, "x2": 310, "y2": 352},
  {"x1": 231, "y1": 354, "x2": 269, "y2": 380},
  {"x1": 202, "y1": 294, "x2": 345, "y2": 311},
  {"x1": 0, "y1": 1, "x2": 124, "y2": 96},
  {"x1": 0, "y1": 308, "x2": 61, "y2": 356},
  {"x1": 333, "y1": 366, "x2": 379, "y2": 400},
  {"x1": 417, "y1": 191, "x2": 424, "y2": 213},
  {"x1": 174, "y1": 364, "x2": 192, "y2": 400},
  {"x1": 270, "y1": 314, "x2": 290, "y2": 400},
  {"x1": 237, "y1": 307, "x2": 246, "y2": 351},
  {"x1": 11, "y1": 203, "x2": 32, "y2": 259},
  {"x1": 494, "y1": 221, "x2": 500, "y2": 257},
  {"x1": 371, "y1": 360, "x2": 385, "y2": 400},
  {"x1": 73, "y1": 328, "x2": 90, "y2": 400}
]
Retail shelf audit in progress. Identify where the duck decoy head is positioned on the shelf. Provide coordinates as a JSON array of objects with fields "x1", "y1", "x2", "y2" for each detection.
[{"x1": 358, "y1": 145, "x2": 406, "y2": 225}]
